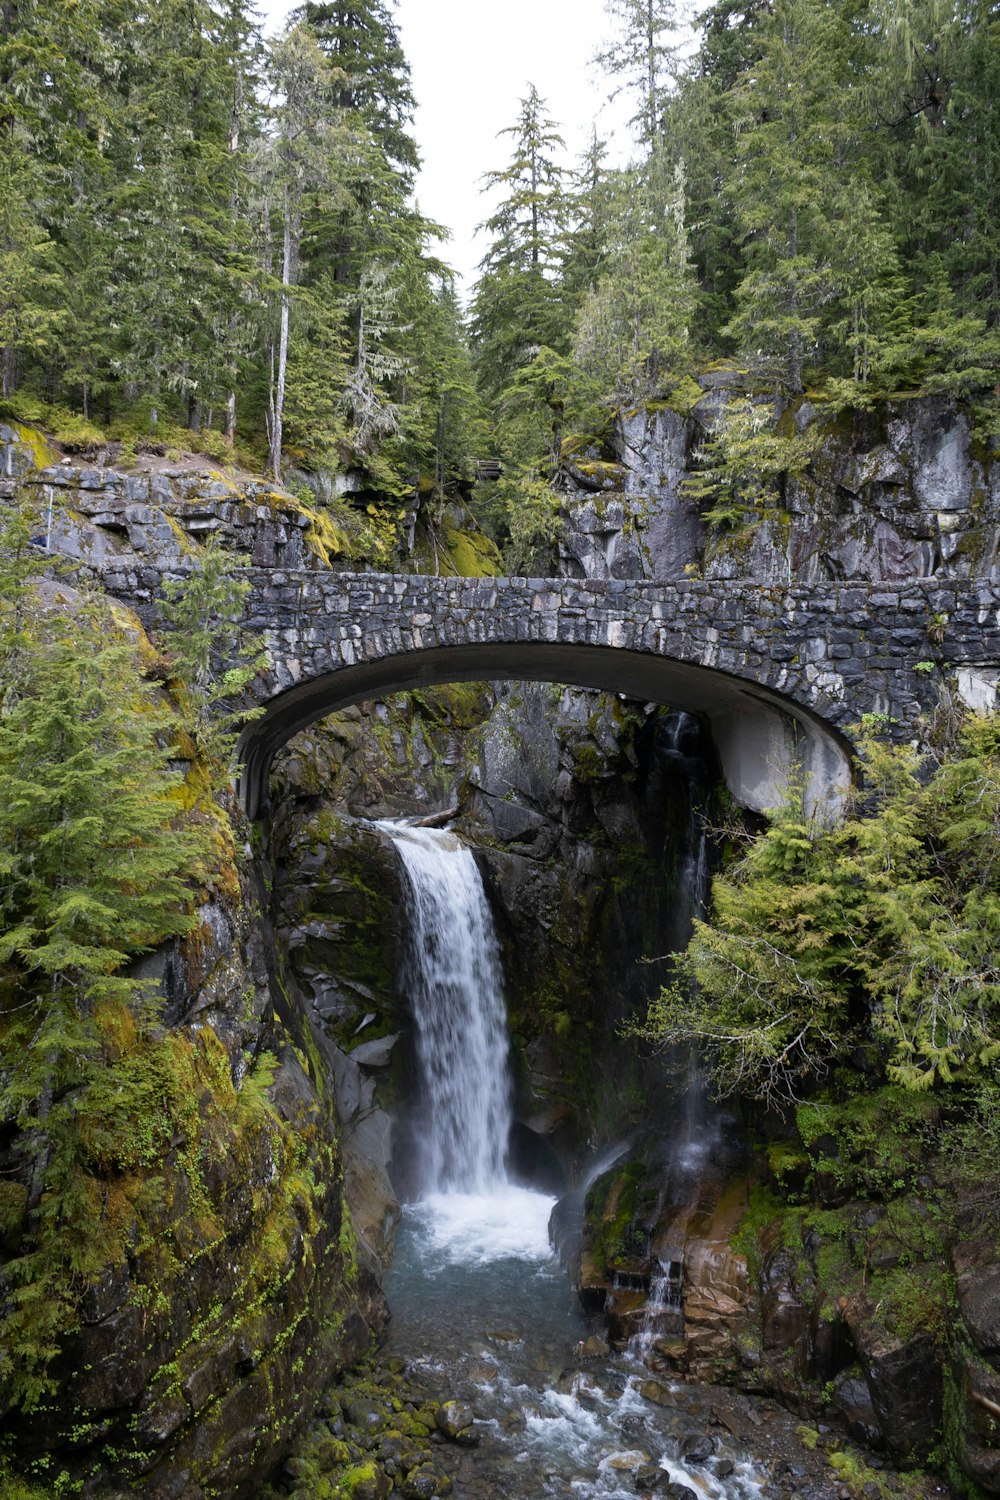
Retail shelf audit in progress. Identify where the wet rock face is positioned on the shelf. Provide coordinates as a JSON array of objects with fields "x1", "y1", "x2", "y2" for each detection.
[
  {"x1": 841, "y1": 1296, "x2": 942, "y2": 1461},
  {"x1": 559, "y1": 408, "x2": 699, "y2": 582},
  {"x1": 1, "y1": 865, "x2": 383, "y2": 1499},
  {"x1": 266, "y1": 682, "x2": 715, "y2": 1193},
  {"x1": 952, "y1": 1241, "x2": 1000, "y2": 1494},
  {"x1": 460, "y1": 689, "x2": 714, "y2": 1158},
  {"x1": 559, "y1": 392, "x2": 1000, "y2": 587}
]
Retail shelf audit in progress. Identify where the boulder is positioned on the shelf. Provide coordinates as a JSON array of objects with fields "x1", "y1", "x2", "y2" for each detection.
[
  {"x1": 435, "y1": 1400, "x2": 478, "y2": 1445},
  {"x1": 843, "y1": 1292, "x2": 942, "y2": 1459},
  {"x1": 955, "y1": 1240, "x2": 1000, "y2": 1360},
  {"x1": 679, "y1": 1432, "x2": 715, "y2": 1464},
  {"x1": 831, "y1": 1369, "x2": 882, "y2": 1448}
]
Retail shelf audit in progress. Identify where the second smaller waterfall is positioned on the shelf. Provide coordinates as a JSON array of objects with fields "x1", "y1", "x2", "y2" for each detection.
[{"x1": 387, "y1": 823, "x2": 512, "y2": 1196}]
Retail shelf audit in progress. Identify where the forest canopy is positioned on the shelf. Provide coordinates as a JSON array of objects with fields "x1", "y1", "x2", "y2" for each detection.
[{"x1": 1, "y1": 0, "x2": 998, "y2": 563}]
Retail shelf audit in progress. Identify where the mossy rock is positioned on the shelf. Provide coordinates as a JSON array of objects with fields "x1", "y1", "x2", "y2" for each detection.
[
  {"x1": 341, "y1": 1458, "x2": 392, "y2": 1499},
  {"x1": 441, "y1": 524, "x2": 502, "y2": 577},
  {"x1": 583, "y1": 1160, "x2": 652, "y2": 1279}
]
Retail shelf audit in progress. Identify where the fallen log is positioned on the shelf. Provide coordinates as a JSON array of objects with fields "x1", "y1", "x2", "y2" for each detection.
[{"x1": 413, "y1": 806, "x2": 459, "y2": 829}]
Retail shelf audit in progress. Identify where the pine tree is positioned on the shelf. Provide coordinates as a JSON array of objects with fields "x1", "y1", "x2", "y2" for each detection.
[
  {"x1": 265, "y1": 21, "x2": 353, "y2": 479},
  {"x1": 0, "y1": 155, "x2": 62, "y2": 399},
  {"x1": 340, "y1": 261, "x2": 409, "y2": 457},
  {"x1": 572, "y1": 150, "x2": 699, "y2": 400},
  {"x1": 561, "y1": 131, "x2": 615, "y2": 310},
  {"x1": 722, "y1": 0, "x2": 877, "y2": 394},
  {"x1": 393, "y1": 271, "x2": 485, "y2": 504},
  {"x1": 637, "y1": 721, "x2": 1000, "y2": 1103}
]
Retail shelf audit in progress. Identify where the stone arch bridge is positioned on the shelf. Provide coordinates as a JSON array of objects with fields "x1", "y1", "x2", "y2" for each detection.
[{"x1": 101, "y1": 565, "x2": 1000, "y2": 819}]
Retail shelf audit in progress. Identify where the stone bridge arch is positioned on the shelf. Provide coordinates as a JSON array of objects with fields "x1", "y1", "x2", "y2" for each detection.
[
  {"x1": 236, "y1": 633, "x2": 851, "y2": 820},
  {"x1": 224, "y1": 571, "x2": 995, "y2": 820}
]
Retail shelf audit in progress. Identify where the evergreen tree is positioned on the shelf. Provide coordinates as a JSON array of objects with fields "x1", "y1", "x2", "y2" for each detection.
[
  {"x1": 722, "y1": 0, "x2": 887, "y2": 394},
  {"x1": 291, "y1": 0, "x2": 418, "y2": 183},
  {"x1": 265, "y1": 21, "x2": 353, "y2": 479},
  {"x1": 393, "y1": 271, "x2": 485, "y2": 505},
  {"x1": 341, "y1": 261, "x2": 409, "y2": 458},
  {"x1": 639, "y1": 721, "x2": 1000, "y2": 1104},
  {"x1": 0, "y1": 155, "x2": 62, "y2": 400},
  {"x1": 0, "y1": 602, "x2": 208, "y2": 1402},
  {"x1": 595, "y1": 0, "x2": 681, "y2": 146},
  {"x1": 572, "y1": 150, "x2": 698, "y2": 400},
  {"x1": 659, "y1": 71, "x2": 742, "y2": 348},
  {"x1": 469, "y1": 86, "x2": 570, "y2": 401},
  {"x1": 561, "y1": 131, "x2": 615, "y2": 310}
]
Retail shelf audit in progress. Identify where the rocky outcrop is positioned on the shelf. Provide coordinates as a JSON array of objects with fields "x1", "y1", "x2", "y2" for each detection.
[
  {"x1": 0, "y1": 572, "x2": 385, "y2": 1497},
  {"x1": 0, "y1": 422, "x2": 344, "y2": 572},
  {"x1": 268, "y1": 803, "x2": 410, "y2": 1264},
  {"x1": 459, "y1": 688, "x2": 714, "y2": 1162},
  {"x1": 558, "y1": 387, "x2": 1000, "y2": 588},
  {"x1": 952, "y1": 1240, "x2": 1000, "y2": 1493},
  {"x1": 264, "y1": 683, "x2": 718, "y2": 1190}
]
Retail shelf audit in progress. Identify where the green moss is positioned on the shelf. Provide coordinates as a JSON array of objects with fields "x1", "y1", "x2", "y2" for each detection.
[
  {"x1": 10, "y1": 422, "x2": 60, "y2": 471},
  {"x1": 584, "y1": 1161, "x2": 648, "y2": 1276},
  {"x1": 441, "y1": 524, "x2": 502, "y2": 577},
  {"x1": 569, "y1": 741, "x2": 605, "y2": 784},
  {"x1": 0, "y1": 1457, "x2": 56, "y2": 1499},
  {"x1": 662, "y1": 373, "x2": 707, "y2": 415},
  {"x1": 766, "y1": 1140, "x2": 811, "y2": 1195}
]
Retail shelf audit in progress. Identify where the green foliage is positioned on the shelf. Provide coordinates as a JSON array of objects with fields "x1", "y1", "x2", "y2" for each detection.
[
  {"x1": 470, "y1": 85, "x2": 571, "y2": 402},
  {"x1": 682, "y1": 393, "x2": 819, "y2": 529},
  {"x1": 638, "y1": 717, "x2": 1000, "y2": 1104},
  {"x1": 291, "y1": 0, "x2": 418, "y2": 185},
  {"x1": 5, "y1": 0, "x2": 1000, "y2": 503},
  {"x1": 158, "y1": 539, "x2": 269, "y2": 779},
  {"x1": 571, "y1": 150, "x2": 699, "y2": 401},
  {"x1": 0, "y1": 524, "x2": 228, "y2": 1407},
  {"x1": 595, "y1": 0, "x2": 681, "y2": 148}
]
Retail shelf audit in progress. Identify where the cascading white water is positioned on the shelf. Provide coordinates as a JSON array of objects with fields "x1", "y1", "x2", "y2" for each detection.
[
  {"x1": 629, "y1": 1259, "x2": 684, "y2": 1362},
  {"x1": 385, "y1": 823, "x2": 512, "y2": 1195}
]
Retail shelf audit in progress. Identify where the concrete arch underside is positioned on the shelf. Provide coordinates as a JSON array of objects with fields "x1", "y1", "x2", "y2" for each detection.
[{"x1": 237, "y1": 640, "x2": 853, "y2": 821}]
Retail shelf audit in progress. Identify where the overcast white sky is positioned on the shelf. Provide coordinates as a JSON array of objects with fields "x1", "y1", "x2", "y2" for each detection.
[{"x1": 262, "y1": 0, "x2": 638, "y2": 293}]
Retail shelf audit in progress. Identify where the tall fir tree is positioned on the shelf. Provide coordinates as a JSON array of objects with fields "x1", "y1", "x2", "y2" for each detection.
[
  {"x1": 572, "y1": 149, "x2": 699, "y2": 399},
  {"x1": 469, "y1": 85, "x2": 570, "y2": 401},
  {"x1": 290, "y1": 0, "x2": 418, "y2": 184},
  {"x1": 595, "y1": 0, "x2": 681, "y2": 146}
]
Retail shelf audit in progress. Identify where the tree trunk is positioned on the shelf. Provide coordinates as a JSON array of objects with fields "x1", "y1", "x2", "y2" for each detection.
[
  {"x1": 787, "y1": 208, "x2": 803, "y2": 395},
  {"x1": 646, "y1": 0, "x2": 657, "y2": 142},
  {"x1": 270, "y1": 184, "x2": 294, "y2": 483}
]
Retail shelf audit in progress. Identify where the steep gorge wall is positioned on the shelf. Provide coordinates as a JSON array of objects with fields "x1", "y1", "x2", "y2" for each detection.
[{"x1": 265, "y1": 681, "x2": 715, "y2": 1209}]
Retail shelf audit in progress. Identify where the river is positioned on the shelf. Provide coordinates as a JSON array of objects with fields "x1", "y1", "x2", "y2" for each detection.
[{"x1": 380, "y1": 820, "x2": 769, "y2": 1500}]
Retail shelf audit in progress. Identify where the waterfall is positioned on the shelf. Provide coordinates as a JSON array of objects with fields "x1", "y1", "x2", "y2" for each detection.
[
  {"x1": 658, "y1": 710, "x2": 714, "y2": 1152},
  {"x1": 384, "y1": 823, "x2": 512, "y2": 1196},
  {"x1": 659, "y1": 710, "x2": 711, "y2": 931},
  {"x1": 629, "y1": 1259, "x2": 684, "y2": 1363}
]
